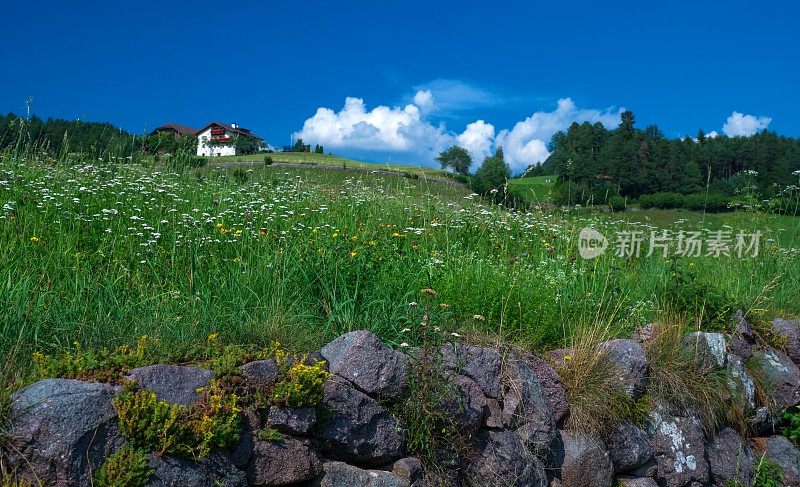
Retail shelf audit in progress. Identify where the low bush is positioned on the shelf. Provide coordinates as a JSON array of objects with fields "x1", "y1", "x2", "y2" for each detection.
[
  {"x1": 270, "y1": 344, "x2": 331, "y2": 408},
  {"x1": 608, "y1": 195, "x2": 626, "y2": 212},
  {"x1": 93, "y1": 444, "x2": 153, "y2": 487},
  {"x1": 264, "y1": 155, "x2": 273, "y2": 165},
  {"x1": 638, "y1": 191, "x2": 732, "y2": 212},
  {"x1": 113, "y1": 380, "x2": 241, "y2": 458},
  {"x1": 662, "y1": 260, "x2": 738, "y2": 331}
]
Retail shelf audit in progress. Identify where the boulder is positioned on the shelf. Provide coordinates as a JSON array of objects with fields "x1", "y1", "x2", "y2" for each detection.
[
  {"x1": 320, "y1": 330, "x2": 409, "y2": 397},
  {"x1": 246, "y1": 437, "x2": 322, "y2": 485},
  {"x1": 441, "y1": 342, "x2": 502, "y2": 398},
  {"x1": 727, "y1": 354, "x2": 757, "y2": 412},
  {"x1": 749, "y1": 347, "x2": 800, "y2": 410},
  {"x1": 753, "y1": 435, "x2": 800, "y2": 486},
  {"x1": 501, "y1": 358, "x2": 556, "y2": 453},
  {"x1": 266, "y1": 406, "x2": 316, "y2": 435},
  {"x1": 605, "y1": 420, "x2": 653, "y2": 473},
  {"x1": 685, "y1": 332, "x2": 727, "y2": 368},
  {"x1": 772, "y1": 317, "x2": 800, "y2": 364},
  {"x1": 319, "y1": 461, "x2": 409, "y2": 487},
  {"x1": 464, "y1": 429, "x2": 547, "y2": 487},
  {"x1": 392, "y1": 457, "x2": 423, "y2": 484},
  {"x1": 147, "y1": 451, "x2": 246, "y2": 487},
  {"x1": 239, "y1": 359, "x2": 280, "y2": 389},
  {"x1": 729, "y1": 310, "x2": 756, "y2": 359},
  {"x1": 706, "y1": 428, "x2": 754, "y2": 487},
  {"x1": 6, "y1": 378, "x2": 124, "y2": 486},
  {"x1": 315, "y1": 379, "x2": 404, "y2": 465},
  {"x1": 526, "y1": 354, "x2": 569, "y2": 423},
  {"x1": 600, "y1": 339, "x2": 648, "y2": 399},
  {"x1": 440, "y1": 374, "x2": 487, "y2": 431},
  {"x1": 615, "y1": 477, "x2": 658, "y2": 487},
  {"x1": 559, "y1": 431, "x2": 614, "y2": 487},
  {"x1": 651, "y1": 414, "x2": 709, "y2": 487},
  {"x1": 127, "y1": 364, "x2": 213, "y2": 406}
]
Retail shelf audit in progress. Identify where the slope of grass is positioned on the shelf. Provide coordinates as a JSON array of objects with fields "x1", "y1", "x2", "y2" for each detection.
[
  {"x1": 1, "y1": 156, "x2": 799, "y2": 382},
  {"x1": 507, "y1": 175, "x2": 555, "y2": 204},
  {"x1": 210, "y1": 152, "x2": 449, "y2": 177}
]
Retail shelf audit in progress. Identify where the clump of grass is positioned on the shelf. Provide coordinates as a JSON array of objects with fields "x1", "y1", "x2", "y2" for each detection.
[
  {"x1": 661, "y1": 259, "x2": 739, "y2": 332},
  {"x1": 257, "y1": 427, "x2": 284, "y2": 442},
  {"x1": 550, "y1": 326, "x2": 633, "y2": 435},
  {"x1": 753, "y1": 454, "x2": 783, "y2": 487},
  {"x1": 113, "y1": 380, "x2": 241, "y2": 458},
  {"x1": 644, "y1": 321, "x2": 746, "y2": 433},
  {"x1": 0, "y1": 474, "x2": 32, "y2": 487},
  {"x1": 93, "y1": 445, "x2": 153, "y2": 487}
]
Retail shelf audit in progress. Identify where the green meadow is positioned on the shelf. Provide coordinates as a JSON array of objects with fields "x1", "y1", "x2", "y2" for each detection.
[{"x1": 2, "y1": 155, "x2": 799, "y2": 383}]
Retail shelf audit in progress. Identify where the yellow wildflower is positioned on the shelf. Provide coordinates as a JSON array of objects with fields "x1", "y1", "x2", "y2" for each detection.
[{"x1": 30, "y1": 236, "x2": 40, "y2": 242}]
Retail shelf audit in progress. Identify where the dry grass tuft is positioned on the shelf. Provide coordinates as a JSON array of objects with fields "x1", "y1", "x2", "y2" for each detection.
[
  {"x1": 644, "y1": 320, "x2": 747, "y2": 434},
  {"x1": 549, "y1": 324, "x2": 633, "y2": 436}
]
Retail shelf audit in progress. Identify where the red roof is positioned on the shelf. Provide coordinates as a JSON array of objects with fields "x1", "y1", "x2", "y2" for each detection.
[
  {"x1": 151, "y1": 123, "x2": 198, "y2": 136},
  {"x1": 195, "y1": 121, "x2": 261, "y2": 139}
]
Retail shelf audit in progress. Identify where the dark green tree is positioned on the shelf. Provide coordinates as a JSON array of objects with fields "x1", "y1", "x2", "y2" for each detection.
[{"x1": 435, "y1": 146, "x2": 472, "y2": 175}]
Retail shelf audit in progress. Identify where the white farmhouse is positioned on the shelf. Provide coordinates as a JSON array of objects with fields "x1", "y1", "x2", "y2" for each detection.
[{"x1": 195, "y1": 121, "x2": 262, "y2": 157}]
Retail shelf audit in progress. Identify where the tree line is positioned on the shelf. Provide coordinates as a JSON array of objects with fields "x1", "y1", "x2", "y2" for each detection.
[{"x1": 539, "y1": 111, "x2": 800, "y2": 207}]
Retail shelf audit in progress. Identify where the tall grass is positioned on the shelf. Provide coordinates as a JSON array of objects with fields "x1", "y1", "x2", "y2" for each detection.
[{"x1": 0, "y1": 148, "x2": 799, "y2": 382}]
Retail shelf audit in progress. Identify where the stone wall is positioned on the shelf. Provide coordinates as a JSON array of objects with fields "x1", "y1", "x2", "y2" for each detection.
[{"x1": 5, "y1": 313, "x2": 800, "y2": 486}]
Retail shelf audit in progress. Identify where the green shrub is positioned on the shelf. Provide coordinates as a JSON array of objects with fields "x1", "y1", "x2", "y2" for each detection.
[
  {"x1": 662, "y1": 260, "x2": 737, "y2": 330},
  {"x1": 94, "y1": 444, "x2": 153, "y2": 487},
  {"x1": 258, "y1": 427, "x2": 284, "y2": 442},
  {"x1": 31, "y1": 336, "x2": 153, "y2": 383},
  {"x1": 608, "y1": 195, "x2": 626, "y2": 212},
  {"x1": 270, "y1": 349, "x2": 331, "y2": 408},
  {"x1": 264, "y1": 155, "x2": 273, "y2": 165},
  {"x1": 782, "y1": 407, "x2": 800, "y2": 446},
  {"x1": 232, "y1": 168, "x2": 249, "y2": 185},
  {"x1": 113, "y1": 380, "x2": 241, "y2": 458},
  {"x1": 754, "y1": 454, "x2": 783, "y2": 487}
]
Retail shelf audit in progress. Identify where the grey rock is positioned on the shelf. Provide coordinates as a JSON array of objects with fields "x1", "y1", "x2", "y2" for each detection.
[
  {"x1": 441, "y1": 343, "x2": 502, "y2": 398},
  {"x1": 127, "y1": 364, "x2": 213, "y2": 406},
  {"x1": 247, "y1": 438, "x2": 322, "y2": 486},
  {"x1": 706, "y1": 428, "x2": 754, "y2": 487},
  {"x1": 485, "y1": 398, "x2": 503, "y2": 428},
  {"x1": 651, "y1": 414, "x2": 709, "y2": 487},
  {"x1": 615, "y1": 477, "x2": 658, "y2": 487},
  {"x1": 6, "y1": 378, "x2": 123, "y2": 486},
  {"x1": 752, "y1": 406, "x2": 782, "y2": 436},
  {"x1": 685, "y1": 332, "x2": 727, "y2": 368},
  {"x1": 320, "y1": 461, "x2": 409, "y2": 487},
  {"x1": 730, "y1": 310, "x2": 756, "y2": 359},
  {"x1": 600, "y1": 339, "x2": 648, "y2": 399},
  {"x1": 753, "y1": 435, "x2": 800, "y2": 486},
  {"x1": 773, "y1": 317, "x2": 800, "y2": 364},
  {"x1": 230, "y1": 408, "x2": 260, "y2": 469},
  {"x1": 392, "y1": 457, "x2": 423, "y2": 484},
  {"x1": 501, "y1": 358, "x2": 556, "y2": 453},
  {"x1": 441, "y1": 374, "x2": 487, "y2": 431},
  {"x1": 749, "y1": 347, "x2": 800, "y2": 410},
  {"x1": 266, "y1": 406, "x2": 316, "y2": 435},
  {"x1": 146, "y1": 451, "x2": 246, "y2": 487},
  {"x1": 239, "y1": 359, "x2": 280, "y2": 388},
  {"x1": 316, "y1": 379, "x2": 404, "y2": 465},
  {"x1": 321, "y1": 330, "x2": 409, "y2": 397},
  {"x1": 605, "y1": 420, "x2": 653, "y2": 473},
  {"x1": 728, "y1": 354, "x2": 757, "y2": 412},
  {"x1": 559, "y1": 431, "x2": 614, "y2": 487},
  {"x1": 464, "y1": 429, "x2": 547, "y2": 487},
  {"x1": 526, "y1": 354, "x2": 569, "y2": 423}
]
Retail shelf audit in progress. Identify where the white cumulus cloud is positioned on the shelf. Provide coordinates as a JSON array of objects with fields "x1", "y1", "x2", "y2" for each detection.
[
  {"x1": 495, "y1": 98, "x2": 623, "y2": 172},
  {"x1": 294, "y1": 89, "x2": 623, "y2": 172},
  {"x1": 722, "y1": 111, "x2": 772, "y2": 137}
]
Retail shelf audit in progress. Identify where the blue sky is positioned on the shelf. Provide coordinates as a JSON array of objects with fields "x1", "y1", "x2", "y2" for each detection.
[{"x1": 2, "y1": 0, "x2": 798, "y2": 170}]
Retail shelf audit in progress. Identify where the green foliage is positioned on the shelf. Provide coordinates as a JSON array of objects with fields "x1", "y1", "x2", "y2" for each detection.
[
  {"x1": 232, "y1": 167, "x2": 249, "y2": 184},
  {"x1": 662, "y1": 259, "x2": 738, "y2": 330},
  {"x1": 94, "y1": 444, "x2": 153, "y2": 487},
  {"x1": 435, "y1": 146, "x2": 472, "y2": 175},
  {"x1": 753, "y1": 455, "x2": 783, "y2": 487},
  {"x1": 270, "y1": 347, "x2": 331, "y2": 408},
  {"x1": 472, "y1": 148, "x2": 510, "y2": 201},
  {"x1": 782, "y1": 407, "x2": 800, "y2": 446},
  {"x1": 264, "y1": 155, "x2": 273, "y2": 165},
  {"x1": 608, "y1": 195, "x2": 626, "y2": 212},
  {"x1": 639, "y1": 191, "x2": 731, "y2": 212},
  {"x1": 31, "y1": 336, "x2": 154, "y2": 383},
  {"x1": 258, "y1": 427, "x2": 284, "y2": 442},
  {"x1": 113, "y1": 381, "x2": 241, "y2": 458}
]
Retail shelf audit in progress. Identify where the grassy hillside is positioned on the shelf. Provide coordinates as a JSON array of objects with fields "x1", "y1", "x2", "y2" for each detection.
[
  {"x1": 2, "y1": 155, "x2": 799, "y2": 383},
  {"x1": 210, "y1": 152, "x2": 449, "y2": 177},
  {"x1": 507, "y1": 175, "x2": 555, "y2": 204}
]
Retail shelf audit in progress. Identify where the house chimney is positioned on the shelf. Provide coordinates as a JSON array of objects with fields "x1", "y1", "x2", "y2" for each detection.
[{"x1": 231, "y1": 122, "x2": 238, "y2": 129}]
